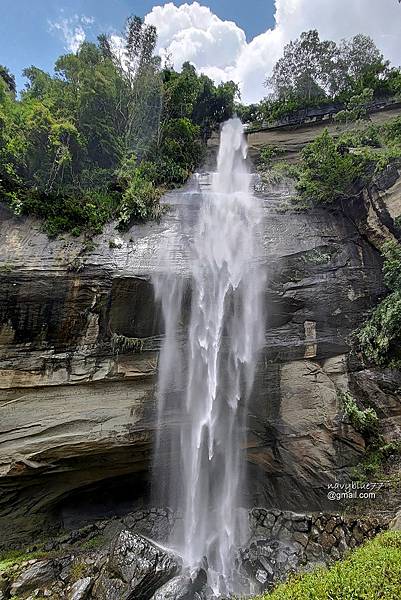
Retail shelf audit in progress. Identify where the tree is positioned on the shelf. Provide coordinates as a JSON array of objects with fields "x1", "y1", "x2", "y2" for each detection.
[
  {"x1": 266, "y1": 30, "x2": 335, "y2": 102},
  {"x1": 0, "y1": 65, "x2": 16, "y2": 97},
  {"x1": 0, "y1": 16, "x2": 238, "y2": 236},
  {"x1": 99, "y1": 16, "x2": 163, "y2": 160},
  {"x1": 334, "y1": 34, "x2": 389, "y2": 97},
  {"x1": 266, "y1": 30, "x2": 390, "y2": 104},
  {"x1": 334, "y1": 88, "x2": 374, "y2": 124}
]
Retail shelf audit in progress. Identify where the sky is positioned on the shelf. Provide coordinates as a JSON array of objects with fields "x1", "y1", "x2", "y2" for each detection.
[{"x1": 1, "y1": 0, "x2": 401, "y2": 103}]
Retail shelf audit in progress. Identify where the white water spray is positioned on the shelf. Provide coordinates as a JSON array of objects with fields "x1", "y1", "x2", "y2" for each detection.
[{"x1": 153, "y1": 118, "x2": 265, "y2": 595}]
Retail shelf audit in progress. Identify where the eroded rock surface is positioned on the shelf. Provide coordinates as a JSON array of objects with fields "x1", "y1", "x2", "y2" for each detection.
[
  {"x1": 0, "y1": 161, "x2": 400, "y2": 543},
  {"x1": 93, "y1": 530, "x2": 180, "y2": 600}
]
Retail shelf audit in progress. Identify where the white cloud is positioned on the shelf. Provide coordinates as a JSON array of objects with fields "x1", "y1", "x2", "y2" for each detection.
[
  {"x1": 144, "y1": 0, "x2": 401, "y2": 104},
  {"x1": 145, "y1": 2, "x2": 246, "y2": 73},
  {"x1": 49, "y1": 14, "x2": 94, "y2": 53}
]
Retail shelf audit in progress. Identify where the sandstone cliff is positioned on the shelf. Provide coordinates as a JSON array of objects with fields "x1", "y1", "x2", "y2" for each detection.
[{"x1": 0, "y1": 161, "x2": 400, "y2": 546}]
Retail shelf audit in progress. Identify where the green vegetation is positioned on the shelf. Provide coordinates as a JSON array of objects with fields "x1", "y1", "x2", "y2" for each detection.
[
  {"x1": 239, "y1": 30, "x2": 401, "y2": 127},
  {"x1": 357, "y1": 240, "x2": 401, "y2": 369},
  {"x1": 258, "y1": 145, "x2": 285, "y2": 167},
  {"x1": 0, "y1": 17, "x2": 236, "y2": 237},
  {"x1": 69, "y1": 559, "x2": 89, "y2": 582},
  {"x1": 291, "y1": 117, "x2": 401, "y2": 205},
  {"x1": 357, "y1": 441, "x2": 401, "y2": 480},
  {"x1": 341, "y1": 392, "x2": 379, "y2": 438},
  {"x1": 253, "y1": 531, "x2": 401, "y2": 600},
  {"x1": 334, "y1": 88, "x2": 374, "y2": 124},
  {"x1": 340, "y1": 391, "x2": 401, "y2": 481},
  {"x1": 0, "y1": 549, "x2": 48, "y2": 575},
  {"x1": 297, "y1": 129, "x2": 366, "y2": 204},
  {"x1": 0, "y1": 263, "x2": 15, "y2": 273},
  {"x1": 80, "y1": 535, "x2": 105, "y2": 551},
  {"x1": 111, "y1": 332, "x2": 144, "y2": 353}
]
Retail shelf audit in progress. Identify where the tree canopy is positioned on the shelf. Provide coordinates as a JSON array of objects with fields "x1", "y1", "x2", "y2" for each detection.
[
  {"x1": 239, "y1": 30, "x2": 401, "y2": 126},
  {"x1": 0, "y1": 17, "x2": 237, "y2": 236},
  {"x1": 266, "y1": 31, "x2": 391, "y2": 103}
]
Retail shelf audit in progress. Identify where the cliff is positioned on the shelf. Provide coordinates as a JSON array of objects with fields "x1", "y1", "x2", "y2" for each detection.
[{"x1": 0, "y1": 161, "x2": 400, "y2": 547}]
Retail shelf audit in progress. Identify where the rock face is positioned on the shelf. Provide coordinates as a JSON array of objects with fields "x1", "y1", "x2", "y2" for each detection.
[
  {"x1": 69, "y1": 578, "x2": 93, "y2": 600},
  {"x1": 0, "y1": 161, "x2": 400, "y2": 544},
  {"x1": 150, "y1": 568, "x2": 207, "y2": 600},
  {"x1": 10, "y1": 560, "x2": 59, "y2": 595},
  {"x1": 244, "y1": 105, "x2": 401, "y2": 162},
  {"x1": 242, "y1": 508, "x2": 389, "y2": 594},
  {"x1": 93, "y1": 530, "x2": 180, "y2": 600}
]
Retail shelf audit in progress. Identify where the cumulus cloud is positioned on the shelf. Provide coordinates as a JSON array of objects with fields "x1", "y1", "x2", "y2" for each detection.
[
  {"x1": 144, "y1": 0, "x2": 401, "y2": 104},
  {"x1": 49, "y1": 14, "x2": 94, "y2": 53}
]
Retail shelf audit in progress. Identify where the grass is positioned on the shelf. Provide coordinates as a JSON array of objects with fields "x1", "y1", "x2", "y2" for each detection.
[
  {"x1": 0, "y1": 549, "x2": 49, "y2": 575},
  {"x1": 253, "y1": 531, "x2": 401, "y2": 600},
  {"x1": 69, "y1": 560, "x2": 89, "y2": 582},
  {"x1": 0, "y1": 533, "x2": 105, "y2": 579},
  {"x1": 79, "y1": 535, "x2": 105, "y2": 551},
  {"x1": 111, "y1": 332, "x2": 144, "y2": 353}
]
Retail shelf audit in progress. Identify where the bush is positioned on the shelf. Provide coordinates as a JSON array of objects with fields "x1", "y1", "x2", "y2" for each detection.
[
  {"x1": 297, "y1": 129, "x2": 366, "y2": 204},
  {"x1": 296, "y1": 117, "x2": 401, "y2": 206},
  {"x1": 357, "y1": 241, "x2": 401, "y2": 368},
  {"x1": 341, "y1": 392, "x2": 379, "y2": 437},
  {"x1": 16, "y1": 188, "x2": 118, "y2": 237},
  {"x1": 258, "y1": 145, "x2": 285, "y2": 168},
  {"x1": 254, "y1": 531, "x2": 401, "y2": 600},
  {"x1": 334, "y1": 88, "x2": 374, "y2": 123},
  {"x1": 357, "y1": 292, "x2": 401, "y2": 368},
  {"x1": 357, "y1": 441, "x2": 401, "y2": 480}
]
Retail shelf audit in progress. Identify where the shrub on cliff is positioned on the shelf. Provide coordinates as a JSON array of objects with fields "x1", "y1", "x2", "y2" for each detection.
[
  {"x1": 357, "y1": 240, "x2": 401, "y2": 369},
  {"x1": 254, "y1": 531, "x2": 401, "y2": 600},
  {"x1": 297, "y1": 129, "x2": 366, "y2": 204},
  {"x1": 295, "y1": 117, "x2": 401, "y2": 206}
]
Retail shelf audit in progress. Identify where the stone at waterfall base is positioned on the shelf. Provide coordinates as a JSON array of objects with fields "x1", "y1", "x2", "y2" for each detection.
[
  {"x1": 92, "y1": 530, "x2": 181, "y2": 599},
  {"x1": 150, "y1": 567, "x2": 207, "y2": 599}
]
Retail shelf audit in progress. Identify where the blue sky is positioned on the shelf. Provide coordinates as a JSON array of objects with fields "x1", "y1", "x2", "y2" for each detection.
[
  {"x1": 1, "y1": 1, "x2": 275, "y2": 91},
  {"x1": 1, "y1": 1, "x2": 400, "y2": 103}
]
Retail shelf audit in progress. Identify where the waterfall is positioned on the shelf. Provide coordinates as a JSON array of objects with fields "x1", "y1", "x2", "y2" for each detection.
[{"x1": 152, "y1": 118, "x2": 265, "y2": 596}]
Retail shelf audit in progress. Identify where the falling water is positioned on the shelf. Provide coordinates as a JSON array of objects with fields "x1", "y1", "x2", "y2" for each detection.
[{"x1": 152, "y1": 118, "x2": 265, "y2": 596}]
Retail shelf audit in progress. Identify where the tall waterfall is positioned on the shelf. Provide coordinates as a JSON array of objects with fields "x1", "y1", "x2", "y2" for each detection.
[{"x1": 152, "y1": 118, "x2": 265, "y2": 595}]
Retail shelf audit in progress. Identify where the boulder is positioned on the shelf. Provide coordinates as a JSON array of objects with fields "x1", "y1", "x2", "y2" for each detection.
[
  {"x1": 69, "y1": 577, "x2": 93, "y2": 600},
  {"x1": 151, "y1": 568, "x2": 207, "y2": 600},
  {"x1": 98, "y1": 531, "x2": 180, "y2": 600},
  {"x1": 10, "y1": 560, "x2": 58, "y2": 595},
  {"x1": 92, "y1": 576, "x2": 127, "y2": 600}
]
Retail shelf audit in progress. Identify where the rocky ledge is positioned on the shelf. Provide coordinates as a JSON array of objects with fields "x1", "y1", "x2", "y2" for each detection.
[{"x1": 0, "y1": 508, "x2": 392, "y2": 600}]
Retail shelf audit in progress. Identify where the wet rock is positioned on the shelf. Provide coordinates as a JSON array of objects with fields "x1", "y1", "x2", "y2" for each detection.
[
  {"x1": 151, "y1": 568, "x2": 207, "y2": 600},
  {"x1": 293, "y1": 519, "x2": 311, "y2": 533},
  {"x1": 92, "y1": 576, "x2": 127, "y2": 600},
  {"x1": 69, "y1": 577, "x2": 92, "y2": 600},
  {"x1": 305, "y1": 541, "x2": 324, "y2": 561},
  {"x1": 106, "y1": 530, "x2": 180, "y2": 599},
  {"x1": 10, "y1": 560, "x2": 58, "y2": 595},
  {"x1": 320, "y1": 532, "x2": 336, "y2": 551},
  {"x1": 240, "y1": 538, "x2": 298, "y2": 591},
  {"x1": 293, "y1": 532, "x2": 308, "y2": 547}
]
